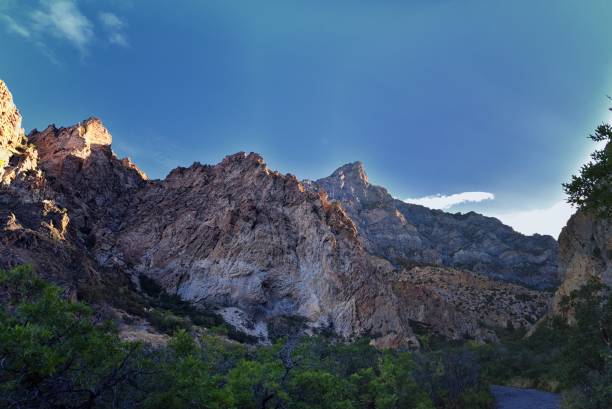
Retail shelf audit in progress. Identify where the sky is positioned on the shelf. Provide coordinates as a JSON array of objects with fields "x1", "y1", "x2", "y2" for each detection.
[{"x1": 1, "y1": 0, "x2": 612, "y2": 238}]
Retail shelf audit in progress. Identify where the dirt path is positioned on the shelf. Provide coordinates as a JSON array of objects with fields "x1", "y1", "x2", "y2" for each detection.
[{"x1": 491, "y1": 385, "x2": 561, "y2": 409}]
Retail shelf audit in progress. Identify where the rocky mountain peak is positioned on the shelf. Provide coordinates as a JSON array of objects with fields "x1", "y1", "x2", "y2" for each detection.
[
  {"x1": 78, "y1": 117, "x2": 113, "y2": 146},
  {"x1": 221, "y1": 151, "x2": 266, "y2": 167},
  {"x1": 317, "y1": 161, "x2": 392, "y2": 209},
  {"x1": 31, "y1": 116, "x2": 111, "y2": 153},
  {"x1": 330, "y1": 161, "x2": 369, "y2": 186},
  {"x1": 28, "y1": 117, "x2": 145, "y2": 183},
  {"x1": 312, "y1": 162, "x2": 559, "y2": 290}
]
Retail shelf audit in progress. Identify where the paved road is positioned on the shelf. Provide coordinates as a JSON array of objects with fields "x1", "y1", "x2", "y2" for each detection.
[{"x1": 491, "y1": 385, "x2": 560, "y2": 409}]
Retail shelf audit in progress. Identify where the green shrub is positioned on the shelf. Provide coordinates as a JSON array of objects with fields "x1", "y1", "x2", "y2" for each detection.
[
  {"x1": 0, "y1": 265, "x2": 144, "y2": 408},
  {"x1": 147, "y1": 308, "x2": 192, "y2": 334}
]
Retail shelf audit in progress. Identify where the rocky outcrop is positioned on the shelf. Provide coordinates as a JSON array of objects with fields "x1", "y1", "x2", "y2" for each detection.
[
  {"x1": 28, "y1": 118, "x2": 147, "y2": 267},
  {"x1": 551, "y1": 211, "x2": 612, "y2": 318},
  {"x1": 0, "y1": 92, "x2": 145, "y2": 296},
  {"x1": 393, "y1": 266, "x2": 549, "y2": 342},
  {"x1": 314, "y1": 162, "x2": 559, "y2": 290},
  {"x1": 0, "y1": 80, "x2": 25, "y2": 175},
  {"x1": 0, "y1": 79, "x2": 555, "y2": 347},
  {"x1": 0, "y1": 80, "x2": 38, "y2": 185}
]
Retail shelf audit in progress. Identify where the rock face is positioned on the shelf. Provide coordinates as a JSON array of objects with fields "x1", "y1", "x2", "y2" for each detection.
[
  {"x1": 394, "y1": 266, "x2": 549, "y2": 341},
  {"x1": 0, "y1": 80, "x2": 37, "y2": 185},
  {"x1": 551, "y1": 211, "x2": 612, "y2": 318},
  {"x1": 109, "y1": 153, "x2": 422, "y2": 346},
  {"x1": 0, "y1": 80, "x2": 25, "y2": 176},
  {"x1": 0, "y1": 93, "x2": 146, "y2": 295},
  {"x1": 0, "y1": 80, "x2": 557, "y2": 346},
  {"x1": 549, "y1": 136, "x2": 611, "y2": 321},
  {"x1": 28, "y1": 119, "x2": 147, "y2": 268},
  {"x1": 314, "y1": 162, "x2": 559, "y2": 290}
]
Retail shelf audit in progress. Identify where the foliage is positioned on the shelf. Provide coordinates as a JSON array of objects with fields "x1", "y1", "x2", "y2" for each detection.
[
  {"x1": 0, "y1": 265, "x2": 144, "y2": 408},
  {"x1": 558, "y1": 279, "x2": 612, "y2": 408},
  {"x1": 6, "y1": 265, "x2": 610, "y2": 408},
  {"x1": 414, "y1": 349, "x2": 492, "y2": 409},
  {"x1": 141, "y1": 329, "x2": 229, "y2": 409},
  {"x1": 563, "y1": 123, "x2": 612, "y2": 216},
  {"x1": 475, "y1": 279, "x2": 612, "y2": 409},
  {"x1": 0, "y1": 266, "x2": 494, "y2": 409}
]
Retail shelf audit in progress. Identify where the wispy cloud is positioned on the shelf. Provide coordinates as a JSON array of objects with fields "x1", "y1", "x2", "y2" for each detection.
[
  {"x1": 404, "y1": 191, "x2": 495, "y2": 210},
  {"x1": 99, "y1": 11, "x2": 128, "y2": 47},
  {"x1": 31, "y1": 0, "x2": 94, "y2": 54},
  {"x1": 99, "y1": 11, "x2": 123, "y2": 29},
  {"x1": 0, "y1": 14, "x2": 30, "y2": 38},
  {"x1": 0, "y1": 0, "x2": 129, "y2": 59}
]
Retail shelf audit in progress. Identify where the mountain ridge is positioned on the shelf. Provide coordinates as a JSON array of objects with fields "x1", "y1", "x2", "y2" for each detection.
[
  {"x1": 314, "y1": 160, "x2": 559, "y2": 290},
  {"x1": 0, "y1": 79, "x2": 558, "y2": 347}
]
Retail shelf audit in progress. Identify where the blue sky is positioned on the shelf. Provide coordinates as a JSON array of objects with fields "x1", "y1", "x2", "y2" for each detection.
[{"x1": 1, "y1": 0, "x2": 611, "y2": 237}]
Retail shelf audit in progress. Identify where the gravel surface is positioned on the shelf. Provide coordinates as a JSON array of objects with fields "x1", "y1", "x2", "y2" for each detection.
[{"x1": 491, "y1": 385, "x2": 561, "y2": 409}]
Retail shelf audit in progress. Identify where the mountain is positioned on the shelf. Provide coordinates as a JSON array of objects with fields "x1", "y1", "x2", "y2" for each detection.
[
  {"x1": 0, "y1": 80, "x2": 556, "y2": 347},
  {"x1": 313, "y1": 161, "x2": 559, "y2": 290}
]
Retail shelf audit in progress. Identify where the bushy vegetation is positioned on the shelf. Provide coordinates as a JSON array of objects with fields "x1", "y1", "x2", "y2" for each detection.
[
  {"x1": 563, "y1": 122, "x2": 612, "y2": 216},
  {"x1": 1, "y1": 266, "x2": 609, "y2": 409},
  {"x1": 137, "y1": 274, "x2": 258, "y2": 344},
  {"x1": 0, "y1": 265, "x2": 143, "y2": 408},
  {"x1": 476, "y1": 279, "x2": 612, "y2": 409},
  {"x1": 0, "y1": 266, "x2": 493, "y2": 409}
]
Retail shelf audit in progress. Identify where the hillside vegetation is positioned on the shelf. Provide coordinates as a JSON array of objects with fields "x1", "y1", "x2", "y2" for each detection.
[{"x1": 1, "y1": 265, "x2": 494, "y2": 409}]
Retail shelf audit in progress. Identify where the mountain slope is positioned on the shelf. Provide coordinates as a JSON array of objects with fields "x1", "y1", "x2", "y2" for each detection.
[{"x1": 314, "y1": 162, "x2": 559, "y2": 290}]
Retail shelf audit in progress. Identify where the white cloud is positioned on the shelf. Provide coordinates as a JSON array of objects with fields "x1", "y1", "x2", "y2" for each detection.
[
  {"x1": 404, "y1": 191, "x2": 495, "y2": 210},
  {"x1": 404, "y1": 191, "x2": 574, "y2": 237},
  {"x1": 31, "y1": 0, "x2": 94, "y2": 53},
  {"x1": 99, "y1": 11, "x2": 128, "y2": 47},
  {"x1": 1, "y1": 1, "x2": 130, "y2": 58},
  {"x1": 490, "y1": 200, "x2": 575, "y2": 238},
  {"x1": 0, "y1": 14, "x2": 31, "y2": 38},
  {"x1": 99, "y1": 12, "x2": 123, "y2": 29}
]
